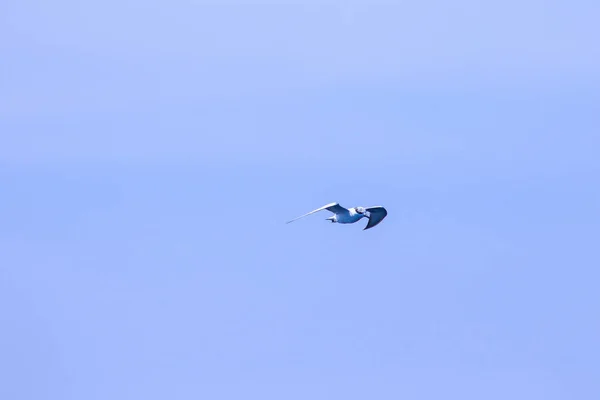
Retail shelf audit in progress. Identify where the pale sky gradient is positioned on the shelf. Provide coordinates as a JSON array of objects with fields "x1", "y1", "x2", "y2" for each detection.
[{"x1": 1, "y1": 1, "x2": 599, "y2": 399}]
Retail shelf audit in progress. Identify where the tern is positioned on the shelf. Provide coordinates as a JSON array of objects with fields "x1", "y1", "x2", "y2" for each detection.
[{"x1": 286, "y1": 202, "x2": 388, "y2": 230}]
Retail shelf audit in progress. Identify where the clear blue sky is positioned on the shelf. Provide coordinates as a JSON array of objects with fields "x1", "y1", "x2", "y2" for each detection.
[{"x1": 2, "y1": 1, "x2": 599, "y2": 399}]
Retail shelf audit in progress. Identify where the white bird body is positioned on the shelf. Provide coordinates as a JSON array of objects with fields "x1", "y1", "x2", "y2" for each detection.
[
  {"x1": 287, "y1": 202, "x2": 388, "y2": 230},
  {"x1": 333, "y1": 208, "x2": 366, "y2": 224}
]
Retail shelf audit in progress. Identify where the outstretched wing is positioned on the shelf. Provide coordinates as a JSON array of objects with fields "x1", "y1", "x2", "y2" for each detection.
[
  {"x1": 286, "y1": 202, "x2": 348, "y2": 224},
  {"x1": 364, "y1": 206, "x2": 388, "y2": 230}
]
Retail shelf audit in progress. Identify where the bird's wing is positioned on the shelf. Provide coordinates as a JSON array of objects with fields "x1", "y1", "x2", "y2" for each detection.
[
  {"x1": 286, "y1": 202, "x2": 348, "y2": 224},
  {"x1": 364, "y1": 206, "x2": 388, "y2": 230}
]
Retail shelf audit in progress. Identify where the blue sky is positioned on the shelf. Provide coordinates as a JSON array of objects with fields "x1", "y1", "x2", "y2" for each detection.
[{"x1": 1, "y1": 1, "x2": 599, "y2": 399}]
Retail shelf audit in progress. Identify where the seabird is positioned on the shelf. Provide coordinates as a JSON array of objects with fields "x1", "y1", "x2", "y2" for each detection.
[{"x1": 286, "y1": 202, "x2": 388, "y2": 230}]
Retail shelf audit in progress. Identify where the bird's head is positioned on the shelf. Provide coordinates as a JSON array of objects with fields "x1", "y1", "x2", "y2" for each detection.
[{"x1": 355, "y1": 206, "x2": 366, "y2": 214}]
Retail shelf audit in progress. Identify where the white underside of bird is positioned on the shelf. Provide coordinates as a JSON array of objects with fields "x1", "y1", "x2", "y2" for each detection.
[{"x1": 286, "y1": 202, "x2": 388, "y2": 230}]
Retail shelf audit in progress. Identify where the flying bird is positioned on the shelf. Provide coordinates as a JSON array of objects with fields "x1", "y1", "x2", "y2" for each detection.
[{"x1": 286, "y1": 202, "x2": 388, "y2": 230}]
